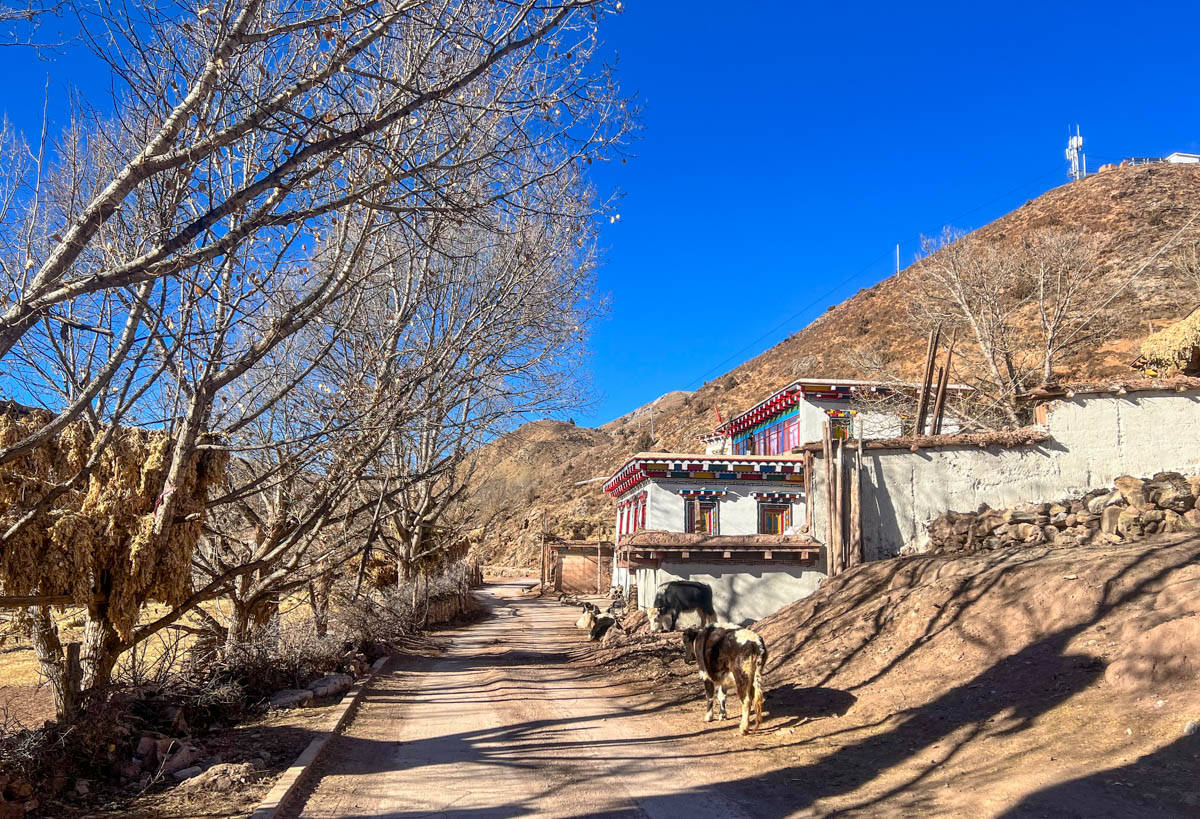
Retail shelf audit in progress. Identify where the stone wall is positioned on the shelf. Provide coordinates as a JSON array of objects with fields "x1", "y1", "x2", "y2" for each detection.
[
  {"x1": 809, "y1": 390, "x2": 1200, "y2": 557},
  {"x1": 927, "y1": 472, "x2": 1200, "y2": 553}
]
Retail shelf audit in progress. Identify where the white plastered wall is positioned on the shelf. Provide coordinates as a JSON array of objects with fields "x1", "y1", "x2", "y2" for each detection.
[
  {"x1": 634, "y1": 562, "x2": 824, "y2": 625},
  {"x1": 809, "y1": 391, "x2": 1200, "y2": 560},
  {"x1": 618, "y1": 479, "x2": 805, "y2": 537}
]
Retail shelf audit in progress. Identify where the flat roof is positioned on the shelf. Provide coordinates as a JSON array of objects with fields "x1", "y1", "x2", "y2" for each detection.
[{"x1": 715, "y1": 376, "x2": 972, "y2": 437}]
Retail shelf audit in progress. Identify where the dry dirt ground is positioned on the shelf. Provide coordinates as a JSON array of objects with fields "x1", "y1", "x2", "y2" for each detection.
[{"x1": 283, "y1": 562, "x2": 1200, "y2": 818}]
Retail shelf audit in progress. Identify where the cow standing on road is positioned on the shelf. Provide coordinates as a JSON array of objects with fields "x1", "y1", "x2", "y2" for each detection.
[
  {"x1": 681, "y1": 624, "x2": 767, "y2": 735},
  {"x1": 648, "y1": 580, "x2": 716, "y2": 632}
]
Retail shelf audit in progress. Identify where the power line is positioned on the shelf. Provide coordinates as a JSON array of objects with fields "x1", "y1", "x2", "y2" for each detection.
[
  {"x1": 682, "y1": 165, "x2": 1066, "y2": 392},
  {"x1": 684, "y1": 247, "x2": 893, "y2": 390}
]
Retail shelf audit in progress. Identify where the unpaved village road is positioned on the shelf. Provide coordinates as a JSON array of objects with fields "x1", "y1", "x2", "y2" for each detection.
[{"x1": 290, "y1": 582, "x2": 760, "y2": 818}]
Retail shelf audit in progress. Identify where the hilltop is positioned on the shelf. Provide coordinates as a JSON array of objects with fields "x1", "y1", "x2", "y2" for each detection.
[{"x1": 471, "y1": 163, "x2": 1200, "y2": 567}]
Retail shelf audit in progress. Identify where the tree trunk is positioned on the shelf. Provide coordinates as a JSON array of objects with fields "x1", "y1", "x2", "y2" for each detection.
[
  {"x1": 80, "y1": 615, "x2": 124, "y2": 692},
  {"x1": 309, "y1": 574, "x2": 332, "y2": 639},
  {"x1": 27, "y1": 606, "x2": 81, "y2": 719},
  {"x1": 80, "y1": 571, "x2": 125, "y2": 692},
  {"x1": 421, "y1": 571, "x2": 430, "y2": 628}
]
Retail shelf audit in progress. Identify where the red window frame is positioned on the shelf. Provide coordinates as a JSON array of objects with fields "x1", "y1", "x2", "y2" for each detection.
[{"x1": 684, "y1": 498, "x2": 719, "y2": 534}]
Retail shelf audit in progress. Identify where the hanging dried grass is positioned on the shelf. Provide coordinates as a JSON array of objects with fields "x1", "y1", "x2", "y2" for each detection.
[
  {"x1": 1140, "y1": 308, "x2": 1200, "y2": 374},
  {"x1": 0, "y1": 403, "x2": 227, "y2": 639}
]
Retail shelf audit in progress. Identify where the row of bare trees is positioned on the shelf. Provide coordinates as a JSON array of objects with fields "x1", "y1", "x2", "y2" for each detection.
[{"x1": 0, "y1": 0, "x2": 631, "y2": 716}]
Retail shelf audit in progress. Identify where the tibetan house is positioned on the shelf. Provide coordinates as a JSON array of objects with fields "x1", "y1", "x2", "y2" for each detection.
[
  {"x1": 604, "y1": 451, "x2": 822, "y2": 625},
  {"x1": 703, "y1": 377, "x2": 969, "y2": 456}
]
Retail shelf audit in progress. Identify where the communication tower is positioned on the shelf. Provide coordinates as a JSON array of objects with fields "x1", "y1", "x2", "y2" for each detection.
[{"x1": 1065, "y1": 125, "x2": 1086, "y2": 182}]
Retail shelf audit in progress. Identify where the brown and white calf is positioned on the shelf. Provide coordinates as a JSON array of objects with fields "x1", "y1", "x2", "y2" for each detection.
[{"x1": 681, "y1": 624, "x2": 767, "y2": 735}]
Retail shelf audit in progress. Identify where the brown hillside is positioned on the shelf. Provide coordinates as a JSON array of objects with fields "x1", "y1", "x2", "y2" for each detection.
[{"x1": 472, "y1": 164, "x2": 1200, "y2": 567}]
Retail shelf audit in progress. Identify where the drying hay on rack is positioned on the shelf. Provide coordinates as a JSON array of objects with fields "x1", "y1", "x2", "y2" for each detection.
[
  {"x1": 0, "y1": 402, "x2": 227, "y2": 638},
  {"x1": 1137, "y1": 308, "x2": 1200, "y2": 376}
]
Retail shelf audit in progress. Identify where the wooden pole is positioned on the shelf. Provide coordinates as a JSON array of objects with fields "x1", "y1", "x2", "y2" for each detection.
[
  {"x1": 931, "y1": 333, "x2": 957, "y2": 435},
  {"x1": 597, "y1": 533, "x2": 603, "y2": 595},
  {"x1": 822, "y1": 421, "x2": 834, "y2": 574},
  {"x1": 849, "y1": 435, "x2": 863, "y2": 568},
  {"x1": 539, "y1": 513, "x2": 547, "y2": 589},
  {"x1": 804, "y1": 449, "x2": 814, "y2": 534},
  {"x1": 914, "y1": 327, "x2": 940, "y2": 436},
  {"x1": 0, "y1": 594, "x2": 75, "y2": 608},
  {"x1": 834, "y1": 437, "x2": 845, "y2": 575}
]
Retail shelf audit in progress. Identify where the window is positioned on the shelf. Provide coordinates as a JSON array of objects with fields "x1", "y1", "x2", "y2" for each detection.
[
  {"x1": 758, "y1": 503, "x2": 791, "y2": 534},
  {"x1": 639, "y1": 497, "x2": 646, "y2": 530},
  {"x1": 732, "y1": 413, "x2": 802, "y2": 457},
  {"x1": 684, "y1": 499, "x2": 719, "y2": 534}
]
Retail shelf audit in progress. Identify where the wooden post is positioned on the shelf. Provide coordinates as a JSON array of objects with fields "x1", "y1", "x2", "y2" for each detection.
[
  {"x1": 931, "y1": 333, "x2": 957, "y2": 435},
  {"x1": 833, "y1": 437, "x2": 845, "y2": 575},
  {"x1": 914, "y1": 327, "x2": 940, "y2": 436},
  {"x1": 822, "y1": 421, "x2": 834, "y2": 574},
  {"x1": 597, "y1": 534, "x2": 603, "y2": 595},
  {"x1": 64, "y1": 641, "x2": 82, "y2": 715},
  {"x1": 849, "y1": 436, "x2": 863, "y2": 568},
  {"x1": 804, "y1": 449, "x2": 814, "y2": 534}
]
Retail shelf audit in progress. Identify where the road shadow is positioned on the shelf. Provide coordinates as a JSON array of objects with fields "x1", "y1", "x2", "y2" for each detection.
[{"x1": 1001, "y1": 733, "x2": 1200, "y2": 818}]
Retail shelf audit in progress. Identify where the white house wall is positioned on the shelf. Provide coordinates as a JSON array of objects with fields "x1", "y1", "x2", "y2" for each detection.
[
  {"x1": 810, "y1": 391, "x2": 1200, "y2": 559},
  {"x1": 634, "y1": 562, "x2": 824, "y2": 626},
  {"x1": 619, "y1": 479, "x2": 806, "y2": 537}
]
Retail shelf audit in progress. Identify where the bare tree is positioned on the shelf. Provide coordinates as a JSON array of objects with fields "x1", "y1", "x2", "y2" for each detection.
[
  {"x1": 0, "y1": 0, "x2": 629, "y2": 713},
  {"x1": 913, "y1": 226, "x2": 1109, "y2": 427}
]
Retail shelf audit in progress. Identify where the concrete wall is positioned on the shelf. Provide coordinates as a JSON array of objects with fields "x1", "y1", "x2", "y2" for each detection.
[
  {"x1": 619, "y1": 479, "x2": 806, "y2": 536},
  {"x1": 634, "y1": 562, "x2": 824, "y2": 626},
  {"x1": 811, "y1": 391, "x2": 1200, "y2": 559}
]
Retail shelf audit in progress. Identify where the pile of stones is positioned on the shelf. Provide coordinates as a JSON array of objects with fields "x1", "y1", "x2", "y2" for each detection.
[{"x1": 927, "y1": 472, "x2": 1200, "y2": 553}]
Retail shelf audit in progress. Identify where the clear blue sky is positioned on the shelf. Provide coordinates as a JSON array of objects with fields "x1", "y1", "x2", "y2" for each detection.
[
  {"x1": 580, "y1": 0, "x2": 1200, "y2": 425},
  {"x1": 4, "y1": 1, "x2": 1200, "y2": 426}
]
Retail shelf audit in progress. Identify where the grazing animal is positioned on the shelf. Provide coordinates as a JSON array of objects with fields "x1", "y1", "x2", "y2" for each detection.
[
  {"x1": 574, "y1": 602, "x2": 601, "y2": 629},
  {"x1": 649, "y1": 580, "x2": 716, "y2": 632},
  {"x1": 681, "y1": 624, "x2": 767, "y2": 735},
  {"x1": 575, "y1": 603, "x2": 616, "y2": 641}
]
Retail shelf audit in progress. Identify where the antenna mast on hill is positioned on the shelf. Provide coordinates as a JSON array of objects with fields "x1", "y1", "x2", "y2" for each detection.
[{"x1": 1066, "y1": 125, "x2": 1086, "y2": 182}]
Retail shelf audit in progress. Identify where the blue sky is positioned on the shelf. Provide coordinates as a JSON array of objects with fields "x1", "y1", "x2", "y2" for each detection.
[
  {"x1": 579, "y1": 0, "x2": 1200, "y2": 424},
  {"x1": 4, "y1": 2, "x2": 1200, "y2": 426}
]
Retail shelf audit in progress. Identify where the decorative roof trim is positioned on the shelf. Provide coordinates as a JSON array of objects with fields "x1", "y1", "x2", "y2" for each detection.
[{"x1": 603, "y1": 453, "x2": 805, "y2": 497}]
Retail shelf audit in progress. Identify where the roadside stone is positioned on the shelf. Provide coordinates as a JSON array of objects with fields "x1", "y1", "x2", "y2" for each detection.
[
  {"x1": 269, "y1": 689, "x2": 314, "y2": 709},
  {"x1": 161, "y1": 746, "x2": 200, "y2": 775},
  {"x1": 1142, "y1": 509, "x2": 1166, "y2": 524},
  {"x1": 1186, "y1": 720, "x2": 1200, "y2": 736},
  {"x1": 1114, "y1": 476, "x2": 1150, "y2": 511},
  {"x1": 1101, "y1": 506, "x2": 1124, "y2": 535},
  {"x1": 135, "y1": 735, "x2": 158, "y2": 758},
  {"x1": 307, "y1": 674, "x2": 354, "y2": 699},
  {"x1": 1146, "y1": 472, "x2": 1196, "y2": 513},
  {"x1": 1117, "y1": 507, "x2": 1144, "y2": 538},
  {"x1": 1013, "y1": 523, "x2": 1038, "y2": 540},
  {"x1": 172, "y1": 766, "x2": 204, "y2": 781}
]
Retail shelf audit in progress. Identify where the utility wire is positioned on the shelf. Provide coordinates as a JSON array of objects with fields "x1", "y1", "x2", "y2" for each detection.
[{"x1": 683, "y1": 165, "x2": 1066, "y2": 392}]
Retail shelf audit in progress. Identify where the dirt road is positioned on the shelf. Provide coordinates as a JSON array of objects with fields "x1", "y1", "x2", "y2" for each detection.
[{"x1": 291, "y1": 582, "x2": 759, "y2": 818}]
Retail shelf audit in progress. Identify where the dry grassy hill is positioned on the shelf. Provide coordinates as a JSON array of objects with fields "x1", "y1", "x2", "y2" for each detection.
[{"x1": 472, "y1": 163, "x2": 1200, "y2": 567}]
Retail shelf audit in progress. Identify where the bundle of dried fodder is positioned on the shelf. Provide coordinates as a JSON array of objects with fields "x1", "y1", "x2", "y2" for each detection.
[
  {"x1": 0, "y1": 402, "x2": 227, "y2": 638},
  {"x1": 1139, "y1": 307, "x2": 1200, "y2": 375}
]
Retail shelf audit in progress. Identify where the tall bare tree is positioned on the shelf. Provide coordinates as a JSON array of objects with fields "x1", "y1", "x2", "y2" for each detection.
[
  {"x1": 0, "y1": 0, "x2": 629, "y2": 713},
  {"x1": 913, "y1": 226, "x2": 1109, "y2": 426}
]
